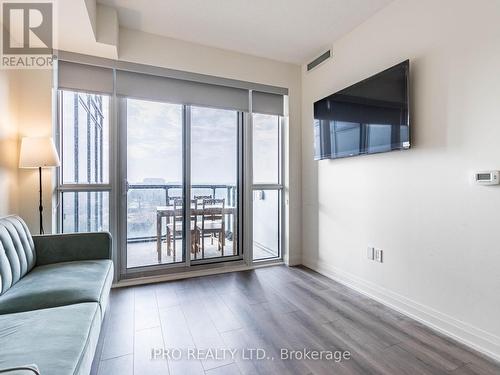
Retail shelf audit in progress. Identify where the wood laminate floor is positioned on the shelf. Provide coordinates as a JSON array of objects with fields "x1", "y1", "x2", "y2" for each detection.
[{"x1": 91, "y1": 265, "x2": 500, "y2": 375}]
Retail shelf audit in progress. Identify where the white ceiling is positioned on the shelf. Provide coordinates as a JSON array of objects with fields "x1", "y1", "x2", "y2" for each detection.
[{"x1": 98, "y1": 0, "x2": 393, "y2": 64}]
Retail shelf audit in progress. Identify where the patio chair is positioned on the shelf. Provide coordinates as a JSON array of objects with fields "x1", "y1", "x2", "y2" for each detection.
[
  {"x1": 199, "y1": 198, "x2": 226, "y2": 257},
  {"x1": 193, "y1": 195, "x2": 212, "y2": 202},
  {"x1": 166, "y1": 198, "x2": 200, "y2": 259}
]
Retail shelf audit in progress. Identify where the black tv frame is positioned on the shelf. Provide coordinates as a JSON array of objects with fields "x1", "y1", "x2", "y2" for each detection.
[{"x1": 313, "y1": 60, "x2": 410, "y2": 161}]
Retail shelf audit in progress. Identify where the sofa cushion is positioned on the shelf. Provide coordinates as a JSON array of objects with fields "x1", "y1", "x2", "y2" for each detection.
[
  {"x1": 0, "y1": 303, "x2": 101, "y2": 375},
  {"x1": 0, "y1": 216, "x2": 36, "y2": 295},
  {"x1": 0, "y1": 259, "x2": 113, "y2": 315}
]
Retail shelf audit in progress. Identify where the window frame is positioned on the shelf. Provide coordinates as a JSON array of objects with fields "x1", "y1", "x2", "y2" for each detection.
[
  {"x1": 54, "y1": 59, "x2": 287, "y2": 281},
  {"x1": 188, "y1": 105, "x2": 244, "y2": 266},
  {"x1": 117, "y1": 99, "x2": 246, "y2": 276},
  {"x1": 249, "y1": 114, "x2": 284, "y2": 262}
]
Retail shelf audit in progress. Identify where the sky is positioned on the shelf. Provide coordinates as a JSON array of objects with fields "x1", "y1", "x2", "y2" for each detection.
[
  {"x1": 62, "y1": 93, "x2": 279, "y2": 187},
  {"x1": 127, "y1": 99, "x2": 279, "y2": 186}
]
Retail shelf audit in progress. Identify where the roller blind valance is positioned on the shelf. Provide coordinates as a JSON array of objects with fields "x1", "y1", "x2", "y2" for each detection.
[
  {"x1": 252, "y1": 91, "x2": 284, "y2": 116},
  {"x1": 115, "y1": 70, "x2": 249, "y2": 112},
  {"x1": 58, "y1": 61, "x2": 114, "y2": 94}
]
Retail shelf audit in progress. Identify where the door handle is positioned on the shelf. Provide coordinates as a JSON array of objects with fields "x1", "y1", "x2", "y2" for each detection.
[{"x1": 122, "y1": 179, "x2": 129, "y2": 195}]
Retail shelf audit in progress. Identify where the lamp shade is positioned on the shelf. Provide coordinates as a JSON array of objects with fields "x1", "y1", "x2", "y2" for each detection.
[{"x1": 19, "y1": 137, "x2": 60, "y2": 168}]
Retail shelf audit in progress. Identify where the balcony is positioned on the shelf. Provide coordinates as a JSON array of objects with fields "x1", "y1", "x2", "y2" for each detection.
[
  {"x1": 126, "y1": 183, "x2": 277, "y2": 268},
  {"x1": 127, "y1": 183, "x2": 237, "y2": 268},
  {"x1": 61, "y1": 182, "x2": 278, "y2": 268}
]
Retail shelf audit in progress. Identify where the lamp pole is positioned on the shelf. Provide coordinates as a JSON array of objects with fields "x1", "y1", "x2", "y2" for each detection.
[
  {"x1": 38, "y1": 166, "x2": 44, "y2": 235},
  {"x1": 19, "y1": 137, "x2": 60, "y2": 235}
]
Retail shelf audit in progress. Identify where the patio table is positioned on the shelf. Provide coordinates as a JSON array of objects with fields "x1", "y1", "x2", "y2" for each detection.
[{"x1": 156, "y1": 205, "x2": 237, "y2": 262}]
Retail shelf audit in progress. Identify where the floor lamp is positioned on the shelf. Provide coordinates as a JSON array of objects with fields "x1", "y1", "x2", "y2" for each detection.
[{"x1": 19, "y1": 137, "x2": 60, "y2": 235}]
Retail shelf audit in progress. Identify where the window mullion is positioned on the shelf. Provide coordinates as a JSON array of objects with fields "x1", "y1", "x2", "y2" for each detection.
[{"x1": 183, "y1": 104, "x2": 191, "y2": 268}]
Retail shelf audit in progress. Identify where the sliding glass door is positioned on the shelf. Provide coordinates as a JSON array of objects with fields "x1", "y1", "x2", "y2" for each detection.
[
  {"x1": 120, "y1": 102, "x2": 283, "y2": 271},
  {"x1": 190, "y1": 106, "x2": 241, "y2": 262},
  {"x1": 121, "y1": 101, "x2": 242, "y2": 271},
  {"x1": 58, "y1": 92, "x2": 283, "y2": 275},
  {"x1": 124, "y1": 99, "x2": 184, "y2": 268}
]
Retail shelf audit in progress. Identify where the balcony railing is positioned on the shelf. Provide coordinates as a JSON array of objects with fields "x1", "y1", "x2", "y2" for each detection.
[{"x1": 127, "y1": 183, "x2": 237, "y2": 242}]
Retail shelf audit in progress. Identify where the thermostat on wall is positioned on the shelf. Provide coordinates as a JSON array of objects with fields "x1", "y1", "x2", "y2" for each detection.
[{"x1": 475, "y1": 171, "x2": 499, "y2": 185}]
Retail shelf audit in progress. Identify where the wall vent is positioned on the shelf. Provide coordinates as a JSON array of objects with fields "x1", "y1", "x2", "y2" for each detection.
[{"x1": 307, "y1": 50, "x2": 332, "y2": 72}]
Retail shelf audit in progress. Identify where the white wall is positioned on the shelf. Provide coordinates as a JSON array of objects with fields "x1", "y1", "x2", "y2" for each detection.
[
  {"x1": 0, "y1": 71, "x2": 19, "y2": 216},
  {"x1": 0, "y1": 69, "x2": 53, "y2": 227},
  {"x1": 14, "y1": 70, "x2": 54, "y2": 233},
  {"x1": 301, "y1": 0, "x2": 500, "y2": 360}
]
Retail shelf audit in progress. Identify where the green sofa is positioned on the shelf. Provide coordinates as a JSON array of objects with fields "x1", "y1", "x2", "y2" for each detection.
[{"x1": 0, "y1": 216, "x2": 114, "y2": 375}]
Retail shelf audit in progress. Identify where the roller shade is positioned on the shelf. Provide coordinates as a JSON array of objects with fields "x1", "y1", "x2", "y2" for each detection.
[
  {"x1": 252, "y1": 91, "x2": 284, "y2": 116},
  {"x1": 58, "y1": 61, "x2": 113, "y2": 94},
  {"x1": 116, "y1": 70, "x2": 249, "y2": 112},
  {"x1": 56, "y1": 52, "x2": 288, "y2": 114}
]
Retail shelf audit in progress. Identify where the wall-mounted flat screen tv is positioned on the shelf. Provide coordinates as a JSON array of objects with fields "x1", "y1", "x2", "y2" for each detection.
[{"x1": 314, "y1": 60, "x2": 410, "y2": 160}]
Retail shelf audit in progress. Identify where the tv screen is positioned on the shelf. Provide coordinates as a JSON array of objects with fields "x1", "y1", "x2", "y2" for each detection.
[{"x1": 314, "y1": 60, "x2": 410, "y2": 160}]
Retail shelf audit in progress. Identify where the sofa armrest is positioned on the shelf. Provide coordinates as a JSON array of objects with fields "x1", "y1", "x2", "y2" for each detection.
[
  {"x1": 33, "y1": 232, "x2": 112, "y2": 266},
  {"x1": 0, "y1": 365, "x2": 40, "y2": 374}
]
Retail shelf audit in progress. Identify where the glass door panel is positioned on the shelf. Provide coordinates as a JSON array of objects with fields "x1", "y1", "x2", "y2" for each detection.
[
  {"x1": 252, "y1": 113, "x2": 282, "y2": 261},
  {"x1": 190, "y1": 106, "x2": 240, "y2": 261},
  {"x1": 253, "y1": 113, "x2": 280, "y2": 184},
  {"x1": 253, "y1": 190, "x2": 280, "y2": 260},
  {"x1": 126, "y1": 99, "x2": 184, "y2": 268}
]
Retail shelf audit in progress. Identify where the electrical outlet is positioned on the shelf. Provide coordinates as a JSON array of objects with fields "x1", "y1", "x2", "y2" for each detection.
[
  {"x1": 367, "y1": 247, "x2": 374, "y2": 260},
  {"x1": 375, "y1": 249, "x2": 383, "y2": 263}
]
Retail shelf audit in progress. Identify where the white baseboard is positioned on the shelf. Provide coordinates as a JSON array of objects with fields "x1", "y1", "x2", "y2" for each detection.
[
  {"x1": 113, "y1": 260, "x2": 283, "y2": 288},
  {"x1": 302, "y1": 259, "x2": 500, "y2": 362}
]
